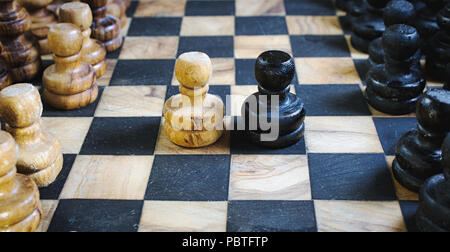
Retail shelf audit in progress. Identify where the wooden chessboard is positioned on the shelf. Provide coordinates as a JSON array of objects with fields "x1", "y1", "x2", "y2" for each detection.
[{"x1": 16, "y1": 0, "x2": 445, "y2": 232}]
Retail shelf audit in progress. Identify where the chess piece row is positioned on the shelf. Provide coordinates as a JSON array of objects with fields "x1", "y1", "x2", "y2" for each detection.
[
  {"x1": 0, "y1": 0, "x2": 125, "y2": 86},
  {"x1": 164, "y1": 50, "x2": 305, "y2": 149}
]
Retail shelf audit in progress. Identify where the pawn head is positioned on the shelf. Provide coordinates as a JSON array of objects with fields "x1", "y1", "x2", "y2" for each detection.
[
  {"x1": 0, "y1": 84, "x2": 42, "y2": 128},
  {"x1": 383, "y1": 24, "x2": 421, "y2": 60},
  {"x1": 48, "y1": 23, "x2": 83, "y2": 57},
  {"x1": 59, "y1": 2, "x2": 93, "y2": 31},
  {"x1": 254, "y1": 51, "x2": 295, "y2": 93},
  {"x1": 175, "y1": 52, "x2": 212, "y2": 89},
  {"x1": 416, "y1": 89, "x2": 450, "y2": 134},
  {"x1": 383, "y1": 0, "x2": 416, "y2": 27}
]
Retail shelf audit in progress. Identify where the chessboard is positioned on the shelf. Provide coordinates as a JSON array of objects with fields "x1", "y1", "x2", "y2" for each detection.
[{"x1": 12, "y1": 0, "x2": 445, "y2": 232}]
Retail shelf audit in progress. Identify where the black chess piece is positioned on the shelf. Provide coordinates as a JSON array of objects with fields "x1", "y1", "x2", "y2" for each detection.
[
  {"x1": 393, "y1": 89, "x2": 450, "y2": 192},
  {"x1": 241, "y1": 51, "x2": 306, "y2": 149},
  {"x1": 336, "y1": 0, "x2": 347, "y2": 11},
  {"x1": 351, "y1": 0, "x2": 390, "y2": 53},
  {"x1": 368, "y1": 0, "x2": 417, "y2": 68},
  {"x1": 416, "y1": 133, "x2": 450, "y2": 232},
  {"x1": 426, "y1": 3, "x2": 450, "y2": 82},
  {"x1": 409, "y1": 0, "x2": 427, "y2": 11},
  {"x1": 344, "y1": 0, "x2": 368, "y2": 28},
  {"x1": 366, "y1": 24, "x2": 425, "y2": 115},
  {"x1": 415, "y1": 0, "x2": 448, "y2": 55},
  {"x1": 445, "y1": 64, "x2": 450, "y2": 90}
]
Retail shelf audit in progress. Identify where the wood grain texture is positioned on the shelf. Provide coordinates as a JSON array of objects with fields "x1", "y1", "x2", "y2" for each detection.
[
  {"x1": 135, "y1": 0, "x2": 186, "y2": 17},
  {"x1": 286, "y1": 16, "x2": 343, "y2": 35},
  {"x1": 173, "y1": 58, "x2": 235, "y2": 85},
  {"x1": 139, "y1": 201, "x2": 227, "y2": 232},
  {"x1": 296, "y1": 57, "x2": 361, "y2": 84},
  {"x1": 60, "y1": 155, "x2": 153, "y2": 200},
  {"x1": 180, "y1": 16, "x2": 234, "y2": 36},
  {"x1": 36, "y1": 200, "x2": 58, "y2": 232},
  {"x1": 229, "y1": 155, "x2": 311, "y2": 200},
  {"x1": 236, "y1": 0, "x2": 285, "y2": 16},
  {"x1": 315, "y1": 200, "x2": 407, "y2": 232},
  {"x1": 235, "y1": 35, "x2": 292, "y2": 59},
  {"x1": 119, "y1": 36, "x2": 179, "y2": 59}
]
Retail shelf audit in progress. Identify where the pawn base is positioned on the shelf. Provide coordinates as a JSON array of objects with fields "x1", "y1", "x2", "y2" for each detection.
[
  {"x1": 416, "y1": 174, "x2": 450, "y2": 232},
  {"x1": 365, "y1": 87, "x2": 419, "y2": 115},
  {"x1": 392, "y1": 158, "x2": 423, "y2": 192},
  {"x1": 246, "y1": 122, "x2": 305, "y2": 149},
  {"x1": 164, "y1": 120, "x2": 223, "y2": 148},
  {"x1": 44, "y1": 84, "x2": 99, "y2": 110},
  {"x1": 28, "y1": 153, "x2": 63, "y2": 188},
  {"x1": 103, "y1": 35, "x2": 123, "y2": 53},
  {"x1": 92, "y1": 59, "x2": 107, "y2": 78},
  {"x1": 350, "y1": 33, "x2": 370, "y2": 53},
  {"x1": 9, "y1": 59, "x2": 42, "y2": 83}
]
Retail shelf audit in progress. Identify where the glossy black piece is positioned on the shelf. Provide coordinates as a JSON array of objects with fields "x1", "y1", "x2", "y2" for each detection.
[
  {"x1": 343, "y1": 0, "x2": 368, "y2": 30},
  {"x1": 366, "y1": 24, "x2": 425, "y2": 115},
  {"x1": 415, "y1": 0, "x2": 448, "y2": 55},
  {"x1": 351, "y1": 0, "x2": 389, "y2": 53},
  {"x1": 393, "y1": 89, "x2": 450, "y2": 192},
  {"x1": 335, "y1": 0, "x2": 347, "y2": 11},
  {"x1": 426, "y1": 4, "x2": 450, "y2": 81},
  {"x1": 416, "y1": 134, "x2": 450, "y2": 232},
  {"x1": 368, "y1": 0, "x2": 418, "y2": 68},
  {"x1": 242, "y1": 51, "x2": 306, "y2": 149}
]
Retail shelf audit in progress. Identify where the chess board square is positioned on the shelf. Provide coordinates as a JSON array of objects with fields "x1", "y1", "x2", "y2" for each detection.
[
  {"x1": 145, "y1": 155, "x2": 230, "y2": 201},
  {"x1": 60, "y1": 155, "x2": 154, "y2": 200},
  {"x1": 110, "y1": 60, "x2": 175, "y2": 85},
  {"x1": 121, "y1": 18, "x2": 132, "y2": 37},
  {"x1": 180, "y1": 16, "x2": 234, "y2": 36},
  {"x1": 127, "y1": 17, "x2": 182, "y2": 36},
  {"x1": 235, "y1": 0, "x2": 286, "y2": 16},
  {"x1": 229, "y1": 155, "x2": 311, "y2": 200},
  {"x1": 235, "y1": 35, "x2": 292, "y2": 59},
  {"x1": 353, "y1": 59, "x2": 370, "y2": 84},
  {"x1": 172, "y1": 58, "x2": 235, "y2": 85},
  {"x1": 227, "y1": 201, "x2": 317, "y2": 232},
  {"x1": 295, "y1": 58, "x2": 361, "y2": 84},
  {"x1": 304, "y1": 116, "x2": 384, "y2": 153},
  {"x1": 155, "y1": 118, "x2": 230, "y2": 155},
  {"x1": 338, "y1": 15, "x2": 353, "y2": 35},
  {"x1": 295, "y1": 84, "x2": 371, "y2": 116},
  {"x1": 95, "y1": 86, "x2": 166, "y2": 117},
  {"x1": 80, "y1": 117, "x2": 160, "y2": 155},
  {"x1": 235, "y1": 59, "x2": 300, "y2": 85},
  {"x1": 41, "y1": 117, "x2": 93, "y2": 154},
  {"x1": 185, "y1": 0, "x2": 235, "y2": 16},
  {"x1": 284, "y1": 0, "x2": 336, "y2": 15},
  {"x1": 47, "y1": 199, "x2": 143, "y2": 232},
  {"x1": 41, "y1": 86, "x2": 104, "y2": 117},
  {"x1": 39, "y1": 154, "x2": 76, "y2": 200},
  {"x1": 308, "y1": 153, "x2": 397, "y2": 200},
  {"x1": 290, "y1": 35, "x2": 350, "y2": 57},
  {"x1": 134, "y1": 0, "x2": 186, "y2": 17},
  {"x1": 230, "y1": 85, "x2": 296, "y2": 116},
  {"x1": 399, "y1": 201, "x2": 420, "y2": 232},
  {"x1": 36, "y1": 200, "x2": 58, "y2": 232},
  {"x1": 314, "y1": 200, "x2": 406, "y2": 232},
  {"x1": 386, "y1": 156, "x2": 418, "y2": 201},
  {"x1": 235, "y1": 17, "x2": 288, "y2": 36},
  {"x1": 119, "y1": 37, "x2": 179, "y2": 59},
  {"x1": 345, "y1": 35, "x2": 367, "y2": 59},
  {"x1": 97, "y1": 59, "x2": 118, "y2": 86},
  {"x1": 286, "y1": 16, "x2": 343, "y2": 35},
  {"x1": 139, "y1": 201, "x2": 228, "y2": 232},
  {"x1": 177, "y1": 36, "x2": 234, "y2": 58},
  {"x1": 373, "y1": 117, "x2": 417, "y2": 155}
]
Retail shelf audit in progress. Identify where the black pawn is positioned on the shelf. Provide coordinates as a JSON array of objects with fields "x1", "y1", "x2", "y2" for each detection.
[
  {"x1": 368, "y1": 0, "x2": 417, "y2": 68},
  {"x1": 344, "y1": 0, "x2": 368, "y2": 28},
  {"x1": 366, "y1": 24, "x2": 425, "y2": 114},
  {"x1": 416, "y1": 133, "x2": 450, "y2": 232},
  {"x1": 426, "y1": 3, "x2": 450, "y2": 81},
  {"x1": 445, "y1": 64, "x2": 450, "y2": 90},
  {"x1": 336, "y1": 0, "x2": 347, "y2": 11},
  {"x1": 242, "y1": 51, "x2": 306, "y2": 149},
  {"x1": 415, "y1": 0, "x2": 447, "y2": 54},
  {"x1": 351, "y1": 0, "x2": 390, "y2": 53},
  {"x1": 393, "y1": 89, "x2": 450, "y2": 192}
]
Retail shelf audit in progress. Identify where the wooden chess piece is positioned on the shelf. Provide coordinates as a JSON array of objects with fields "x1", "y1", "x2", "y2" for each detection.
[
  {"x1": 365, "y1": 24, "x2": 425, "y2": 115},
  {"x1": 82, "y1": 0, "x2": 122, "y2": 52},
  {"x1": 368, "y1": 0, "x2": 417, "y2": 68},
  {"x1": 426, "y1": 3, "x2": 450, "y2": 82},
  {"x1": 59, "y1": 2, "x2": 107, "y2": 78},
  {"x1": 0, "y1": 0, "x2": 41, "y2": 82},
  {"x1": 0, "y1": 58, "x2": 11, "y2": 90},
  {"x1": 18, "y1": 0, "x2": 57, "y2": 55},
  {"x1": 0, "y1": 84, "x2": 63, "y2": 187},
  {"x1": 43, "y1": 23, "x2": 98, "y2": 110},
  {"x1": 163, "y1": 52, "x2": 224, "y2": 148},
  {"x1": 393, "y1": 88, "x2": 450, "y2": 192},
  {"x1": 351, "y1": 0, "x2": 390, "y2": 53},
  {"x1": 106, "y1": 0, "x2": 126, "y2": 28},
  {"x1": 242, "y1": 51, "x2": 306, "y2": 148},
  {"x1": 415, "y1": 0, "x2": 447, "y2": 55},
  {"x1": 416, "y1": 133, "x2": 450, "y2": 232},
  {"x1": 0, "y1": 130, "x2": 41, "y2": 232}
]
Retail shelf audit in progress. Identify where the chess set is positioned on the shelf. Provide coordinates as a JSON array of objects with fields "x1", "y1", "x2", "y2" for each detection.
[{"x1": 0, "y1": 0, "x2": 449, "y2": 232}]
